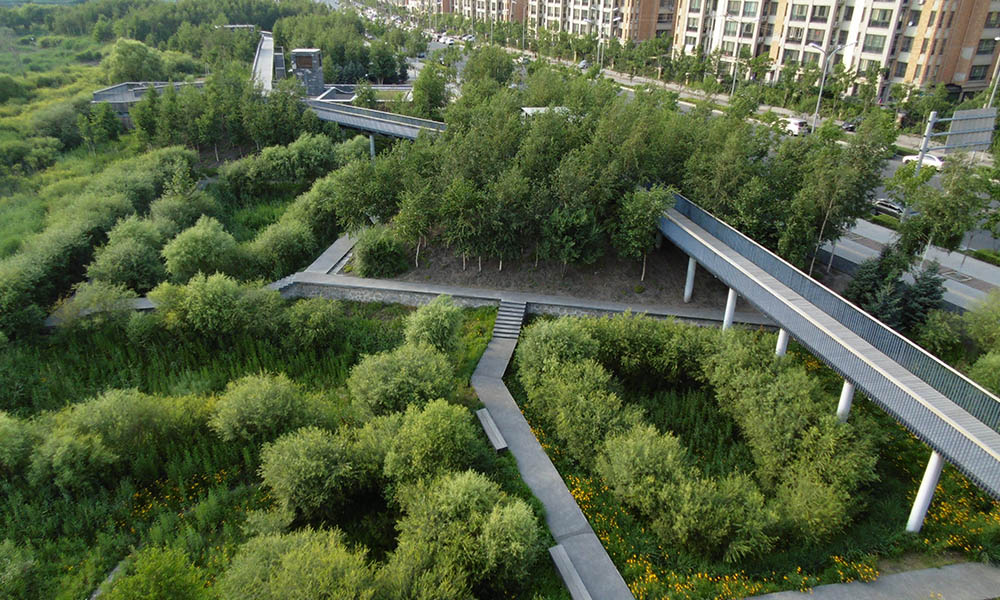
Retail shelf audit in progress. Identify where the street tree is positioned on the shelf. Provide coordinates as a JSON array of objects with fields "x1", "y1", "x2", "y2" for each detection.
[{"x1": 612, "y1": 186, "x2": 674, "y2": 281}]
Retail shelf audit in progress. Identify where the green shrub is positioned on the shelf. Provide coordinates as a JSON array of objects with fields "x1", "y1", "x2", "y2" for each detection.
[
  {"x1": 915, "y1": 309, "x2": 966, "y2": 364},
  {"x1": 869, "y1": 214, "x2": 899, "y2": 230},
  {"x1": 282, "y1": 175, "x2": 340, "y2": 245},
  {"x1": 403, "y1": 295, "x2": 462, "y2": 354},
  {"x1": 516, "y1": 317, "x2": 600, "y2": 392},
  {"x1": 971, "y1": 248, "x2": 1000, "y2": 267},
  {"x1": 965, "y1": 289, "x2": 1000, "y2": 352},
  {"x1": 161, "y1": 216, "x2": 240, "y2": 282},
  {"x1": 391, "y1": 470, "x2": 542, "y2": 595},
  {"x1": 217, "y1": 529, "x2": 375, "y2": 600},
  {"x1": 346, "y1": 343, "x2": 454, "y2": 415},
  {"x1": 150, "y1": 273, "x2": 285, "y2": 339},
  {"x1": 149, "y1": 191, "x2": 222, "y2": 238},
  {"x1": 55, "y1": 280, "x2": 137, "y2": 330},
  {"x1": 285, "y1": 297, "x2": 344, "y2": 349},
  {"x1": 210, "y1": 373, "x2": 322, "y2": 445},
  {"x1": 103, "y1": 39, "x2": 165, "y2": 83},
  {"x1": 533, "y1": 359, "x2": 640, "y2": 469},
  {"x1": 598, "y1": 424, "x2": 694, "y2": 517},
  {"x1": 969, "y1": 352, "x2": 1000, "y2": 396},
  {"x1": 0, "y1": 538, "x2": 36, "y2": 600},
  {"x1": 0, "y1": 412, "x2": 36, "y2": 478},
  {"x1": 247, "y1": 216, "x2": 316, "y2": 279},
  {"x1": 28, "y1": 101, "x2": 81, "y2": 148},
  {"x1": 218, "y1": 133, "x2": 341, "y2": 206},
  {"x1": 28, "y1": 428, "x2": 117, "y2": 493},
  {"x1": 259, "y1": 427, "x2": 362, "y2": 520},
  {"x1": 105, "y1": 546, "x2": 209, "y2": 600},
  {"x1": 384, "y1": 399, "x2": 487, "y2": 484},
  {"x1": 353, "y1": 225, "x2": 409, "y2": 279},
  {"x1": 0, "y1": 75, "x2": 27, "y2": 103},
  {"x1": 87, "y1": 216, "x2": 167, "y2": 292}
]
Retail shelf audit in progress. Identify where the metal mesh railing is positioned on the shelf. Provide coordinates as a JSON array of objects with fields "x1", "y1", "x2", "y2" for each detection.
[
  {"x1": 661, "y1": 213, "x2": 1000, "y2": 498},
  {"x1": 672, "y1": 195, "x2": 1000, "y2": 432},
  {"x1": 307, "y1": 100, "x2": 446, "y2": 132}
]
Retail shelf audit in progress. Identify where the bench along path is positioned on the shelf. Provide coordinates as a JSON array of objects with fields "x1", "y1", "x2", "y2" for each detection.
[{"x1": 469, "y1": 299, "x2": 634, "y2": 600}]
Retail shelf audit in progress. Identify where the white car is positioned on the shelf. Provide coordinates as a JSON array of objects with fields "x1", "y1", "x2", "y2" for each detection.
[
  {"x1": 901, "y1": 153, "x2": 944, "y2": 169},
  {"x1": 784, "y1": 118, "x2": 809, "y2": 136}
]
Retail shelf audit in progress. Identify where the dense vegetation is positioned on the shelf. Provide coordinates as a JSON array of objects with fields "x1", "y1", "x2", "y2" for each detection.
[
  {"x1": 511, "y1": 313, "x2": 1000, "y2": 598},
  {"x1": 0, "y1": 285, "x2": 566, "y2": 599}
]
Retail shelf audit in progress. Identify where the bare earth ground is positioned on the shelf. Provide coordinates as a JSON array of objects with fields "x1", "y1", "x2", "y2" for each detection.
[{"x1": 389, "y1": 240, "x2": 760, "y2": 315}]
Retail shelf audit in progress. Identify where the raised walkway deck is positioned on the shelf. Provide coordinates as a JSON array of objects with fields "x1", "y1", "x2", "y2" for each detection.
[
  {"x1": 661, "y1": 199, "x2": 1000, "y2": 500},
  {"x1": 305, "y1": 100, "x2": 446, "y2": 139}
]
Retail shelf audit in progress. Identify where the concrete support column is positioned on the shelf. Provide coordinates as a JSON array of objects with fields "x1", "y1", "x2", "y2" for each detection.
[
  {"x1": 775, "y1": 328, "x2": 790, "y2": 357},
  {"x1": 722, "y1": 288, "x2": 737, "y2": 330},
  {"x1": 837, "y1": 380, "x2": 855, "y2": 422},
  {"x1": 369, "y1": 134, "x2": 376, "y2": 161},
  {"x1": 683, "y1": 257, "x2": 697, "y2": 303},
  {"x1": 906, "y1": 451, "x2": 944, "y2": 533}
]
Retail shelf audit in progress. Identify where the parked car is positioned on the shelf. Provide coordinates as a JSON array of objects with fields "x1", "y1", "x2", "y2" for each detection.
[
  {"x1": 870, "y1": 198, "x2": 904, "y2": 219},
  {"x1": 901, "y1": 153, "x2": 944, "y2": 169},
  {"x1": 577, "y1": 59, "x2": 590, "y2": 70},
  {"x1": 840, "y1": 117, "x2": 862, "y2": 132},
  {"x1": 784, "y1": 118, "x2": 809, "y2": 136}
]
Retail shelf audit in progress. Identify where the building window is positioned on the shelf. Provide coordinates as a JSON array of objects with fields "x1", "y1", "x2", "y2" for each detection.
[
  {"x1": 782, "y1": 49, "x2": 799, "y2": 65},
  {"x1": 970, "y1": 65, "x2": 989, "y2": 80},
  {"x1": 742, "y1": 22, "x2": 754, "y2": 37},
  {"x1": 787, "y1": 27, "x2": 803, "y2": 43},
  {"x1": 978, "y1": 39, "x2": 997, "y2": 55},
  {"x1": 790, "y1": 3, "x2": 807, "y2": 22},
  {"x1": 685, "y1": 35, "x2": 696, "y2": 46},
  {"x1": 811, "y1": 5, "x2": 828, "y2": 23},
  {"x1": 807, "y1": 28, "x2": 824, "y2": 44},
  {"x1": 894, "y1": 62, "x2": 907, "y2": 77},
  {"x1": 869, "y1": 8, "x2": 892, "y2": 28},
  {"x1": 863, "y1": 34, "x2": 886, "y2": 53},
  {"x1": 843, "y1": 6, "x2": 853, "y2": 21},
  {"x1": 900, "y1": 36, "x2": 913, "y2": 52},
  {"x1": 947, "y1": 11, "x2": 954, "y2": 29},
  {"x1": 908, "y1": 10, "x2": 921, "y2": 27},
  {"x1": 803, "y1": 51, "x2": 819, "y2": 64},
  {"x1": 743, "y1": 1, "x2": 757, "y2": 17},
  {"x1": 687, "y1": 16, "x2": 698, "y2": 31},
  {"x1": 727, "y1": 0, "x2": 740, "y2": 15},
  {"x1": 767, "y1": 1, "x2": 777, "y2": 16},
  {"x1": 838, "y1": 30, "x2": 848, "y2": 45},
  {"x1": 722, "y1": 40, "x2": 735, "y2": 56},
  {"x1": 928, "y1": 11, "x2": 936, "y2": 27},
  {"x1": 763, "y1": 23, "x2": 774, "y2": 37},
  {"x1": 689, "y1": 0, "x2": 702, "y2": 11},
  {"x1": 658, "y1": 13, "x2": 670, "y2": 23},
  {"x1": 724, "y1": 20, "x2": 737, "y2": 35},
  {"x1": 921, "y1": 38, "x2": 928, "y2": 53},
  {"x1": 987, "y1": 12, "x2": 1000, "y2": 28}
]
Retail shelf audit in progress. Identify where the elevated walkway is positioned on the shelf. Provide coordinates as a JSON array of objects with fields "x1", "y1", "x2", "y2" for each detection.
[
  {"x1": 251, "y1": 31, "x2": 274, "y2": 92},
  {"x1": 305, "y1": 99, "x2": 446, "y2": 139},
  {"x1": 661, "y1": 197, "x2": 1000, "y2": 502}
]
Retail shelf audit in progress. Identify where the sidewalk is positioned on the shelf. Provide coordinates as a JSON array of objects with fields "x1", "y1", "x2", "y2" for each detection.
[{"x1": 750, "y1": 562, "x2": 1000, "y2": 600}]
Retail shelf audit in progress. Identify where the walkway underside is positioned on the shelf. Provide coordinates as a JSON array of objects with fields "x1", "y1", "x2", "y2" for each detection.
[
  {"x1": 305, "y1": 99, "x2": 445, "y2": 139},
  {"x1": 660, "y1": 207, "x2": 1000, "y2": 500}
]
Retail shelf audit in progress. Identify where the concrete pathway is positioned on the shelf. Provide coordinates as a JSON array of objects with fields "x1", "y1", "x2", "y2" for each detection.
[
  {"x1": 470, "y1": 308, "x2": 634, "y2": 599},
  {"x1": 305, "y1": 233, "x2": 357, "y2": 274},
  {"x1": 751, "y1": 562, "x2": 1000, "y2": 600},
  {"x1": 285, "y1": 270, "x2": 774, "y2": 327}
]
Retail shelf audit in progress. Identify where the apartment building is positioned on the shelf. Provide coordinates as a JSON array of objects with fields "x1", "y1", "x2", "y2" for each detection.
[{"x1": 674, "y1": 0, "x2": 1000, "y2": 100}]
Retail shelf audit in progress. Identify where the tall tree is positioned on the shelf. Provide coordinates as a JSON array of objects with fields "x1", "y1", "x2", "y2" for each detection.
[{"x1": 612, "y1": 186, "x2": 674, "y2": 281}]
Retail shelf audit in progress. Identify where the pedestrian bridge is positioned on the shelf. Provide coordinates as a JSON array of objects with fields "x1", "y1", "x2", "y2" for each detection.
[
  {"x1": 305, "y1": 99, "x2": 446, "y2": 139},
  {"x1": 660, "y1": 196, "x2": 1000, "y2": 527}
]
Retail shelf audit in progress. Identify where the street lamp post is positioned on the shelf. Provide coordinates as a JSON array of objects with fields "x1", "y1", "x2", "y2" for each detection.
[
  {"x1": 808, "y1": 41, "x2": 854, "y2": 133},
  {"x1": 986, "y1": 36, "x2": 1000, "y2": 108}
]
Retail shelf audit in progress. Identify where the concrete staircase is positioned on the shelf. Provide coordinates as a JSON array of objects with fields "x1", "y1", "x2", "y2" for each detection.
[{"x1": 492, "y1": 300, "x2": 527, "y2": 339}]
